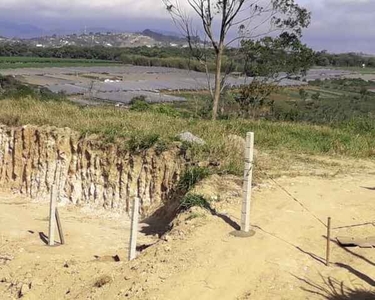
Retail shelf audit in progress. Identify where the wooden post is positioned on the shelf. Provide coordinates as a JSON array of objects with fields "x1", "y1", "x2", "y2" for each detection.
[
  {"x1": 55, "y1": 208, "x2": 65, "y2": 245},
  {"x1": 241, "y1": 132, "x2": 254, "y2": 232},
  {"x1": 128, "y1": 197, "x2": 140, "y2": 261},
  {"x1": 52, "y1": 161, "x2": 65, "y2": 245},
  {"x1": 48, "y1": 185, "x2": 57, "y2": 246},
  {"x1": 326, "y1": 217, "x2": 332, "y2": 267}
]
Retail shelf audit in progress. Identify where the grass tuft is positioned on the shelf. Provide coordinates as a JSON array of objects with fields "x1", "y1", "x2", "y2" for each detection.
[
  {"x1": 127, "y1": 133, "x2": 160, "y2": 153},
  {"x1": 180, "y1": 194, "x2": 210, "y2": 211},
  {"x1": 178, "y1": 166, "x2": 211, "y2": 192}
]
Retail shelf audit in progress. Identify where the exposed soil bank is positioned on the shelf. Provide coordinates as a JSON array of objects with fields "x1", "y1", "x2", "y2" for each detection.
[{"x1": 0, "y1": 125, "x2": 187, "y2": 215}]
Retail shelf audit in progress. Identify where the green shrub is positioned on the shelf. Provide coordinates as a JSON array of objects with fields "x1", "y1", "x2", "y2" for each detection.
[
  {"x1": 0, "y1": 75, "x2": 66, "y2": 101},
  {"x1": 299, "y1": 88, "x2": 308, "y2": 101},
  {"x1": 180, "y1": 194, "x2": 210, "y2": 210},
  {"x1": 178, "y1": 166, "x2": 210, "y2": 192},
  {"x1": 1, "y1": 84, "x2": 36, "y2": 99},
  {"x1": 312, "y1": 92, "x2": 321, "y2": 101},
  {"x1": 129, "y1": 96, "x2": 150, "y2": 112},
  {"x1": 127, "y1": 133, "x2": 160, "y2": 152},
  {"x1": 154, "y1": 105, "x2": 181, "y2": 117},
  {"x1": 119, "y1": 54, "x2": 133, "y2": 65},
  {"x1": 155, "y1": 139, "x2": 169, "y2": 154},
  {"x1": 129, "y1": 95, "x2": 147, "y2": 104}
]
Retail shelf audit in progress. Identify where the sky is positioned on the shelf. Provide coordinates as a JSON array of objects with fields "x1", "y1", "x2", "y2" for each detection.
[{"x1": 0, "y1": 0, "x2": 373, "y2": 54}]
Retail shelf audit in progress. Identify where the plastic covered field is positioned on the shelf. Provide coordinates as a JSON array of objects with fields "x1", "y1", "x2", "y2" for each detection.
[{"x1": 0, "y1": 66, "x2": 353, "y2": 104}]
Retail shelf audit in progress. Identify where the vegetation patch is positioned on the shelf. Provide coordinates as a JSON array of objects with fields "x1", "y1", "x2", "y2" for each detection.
[
  {"x1": 180, "y1": 194, "x2": 210, "y2": 211},
  {"x1": 177, "y1": 167, "x2": 211, "y2": 192},
  {"x1": 1, "y1": 85, "x2": 375, "y2": 175},
  {"x1": 127, "y1": 133, "x2": 161, "y2": 153},
  {"x1": 0, "y1": 56, "x2": 119, "y2": 69}
]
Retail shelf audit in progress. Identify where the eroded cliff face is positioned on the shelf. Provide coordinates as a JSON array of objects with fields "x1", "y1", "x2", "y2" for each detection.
[{"x1": 0, "y1": 125, "x2": 187, "y2": 216}]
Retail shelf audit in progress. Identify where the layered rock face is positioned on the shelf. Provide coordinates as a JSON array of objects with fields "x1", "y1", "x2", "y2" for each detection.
[{"x1": 0, "y1": 125, "x2": 186, "y2": 215}]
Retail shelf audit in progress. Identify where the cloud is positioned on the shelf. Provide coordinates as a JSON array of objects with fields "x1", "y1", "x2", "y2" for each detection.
[
  {"x1": 0, "y1": 0, "x2": 373, "y2": 53},
  {"x1": 0, "y1": 0, "x2": 173, "y2": 20},
  {"x1": 299, "y1": 0, "x2": 375, "y2": 52}
]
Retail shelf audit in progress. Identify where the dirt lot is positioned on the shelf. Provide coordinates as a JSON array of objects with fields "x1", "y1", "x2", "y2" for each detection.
[
  {"x1": 0, "y1": 193, "x2": 151, "y2": 299},
  {"x1": 1, "y1": 159, "x2": 375, "y2": 299}
]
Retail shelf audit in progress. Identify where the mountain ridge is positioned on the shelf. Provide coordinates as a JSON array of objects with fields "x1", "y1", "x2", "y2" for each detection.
[{"x1": 0, "y1": 29, "x2": 189, "y2": 48}]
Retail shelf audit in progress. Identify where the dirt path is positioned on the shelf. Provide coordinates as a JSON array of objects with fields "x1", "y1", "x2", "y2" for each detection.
[
  {"x1": 1, "y1": 168, "x2": 375, "y2": 299},
  {"x1": 152, "y1": 174, "x2": 375, "y2": 300},
  {"x1": 0, "y1": 193, "x2": 138, "y2": 299}
]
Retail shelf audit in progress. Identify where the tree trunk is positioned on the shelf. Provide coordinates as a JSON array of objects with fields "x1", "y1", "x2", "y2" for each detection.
[{"x1": 212, "y1": 49, "x2": 223, "y2": 120}]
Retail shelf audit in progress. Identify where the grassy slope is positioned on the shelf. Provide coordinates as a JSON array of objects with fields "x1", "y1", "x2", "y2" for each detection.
[
  {"x1": 0, "y1": 56, "x2": 120, "y2": 69},
  {"x1": 1, "y1": 98, "x2": 374, "y2": 175}
]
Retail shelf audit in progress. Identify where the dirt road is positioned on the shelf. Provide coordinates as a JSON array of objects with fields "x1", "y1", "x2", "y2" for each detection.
[
  {"x1": 0, "y1": 193, "x2": 135, "y2": 299},
  {"x1": 1, "y1": 166, "x2": 375, "y2": 299}
]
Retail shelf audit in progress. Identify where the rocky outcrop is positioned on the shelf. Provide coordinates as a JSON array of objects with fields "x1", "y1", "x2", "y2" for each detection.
[{"x1": 0, "y1": 125, "x2": 187, "y2": 216}]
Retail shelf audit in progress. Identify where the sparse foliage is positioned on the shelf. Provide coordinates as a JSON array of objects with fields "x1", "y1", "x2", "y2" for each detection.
[
  {"x1": 180, "y1": 194, "x2": 210, "y2": 210},
  {"x1": 178, "y1": 166, "x2": 211, "y2": 192},
  {"x1": 235, "y1": 32, "x2": 314, "y2": 117},
  {"x1": 240, "y1": 32, "x2": 315, "y2": 78},
  {"x1": 130, "y1": 96, "x2": 150, "y2": 111},
  {"x1": 235, "y1": 81, "x2": 278, "y2": 117},
  {"x1": 163, "y1": 0, "x2": 311, "y2": 120},
  {"x1": 299, "y1": 88, "x2": 308, "y2": 101},
  {"x1": 312, "y1": 92, "x2": 321, "y2": 101}
]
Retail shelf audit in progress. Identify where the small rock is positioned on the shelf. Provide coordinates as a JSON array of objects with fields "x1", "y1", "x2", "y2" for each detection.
[
  {"x1": 94, "y1": 275, "x2": 112, "y2": 288},
  {"x1": 163, "y1": 235, "x2": 171, "y2": 242},
  {"x1": 0, "y1": 255, "x2": 14, "y2": 262},
  {"x1": 164, "y1": 246, "x2": 171, "y2": 252},
  {"x1": 177, "y1": 132, "x2": 205, "y2": 145},
  {"x1": 124, "y1": 275, "x2": 132, "y2": 281},
  {"x1": 63, "y1": 259, "x2": 78, "y2": 268},
  {"x1": 31, "y1": 278, "x2": 43, "y2": 287},
  {"x1": 225, "y1": 134, "x2": 259, "y2": 157},
  {"x1": 19, "y1": 283, "x2": 30, "y2": 297}
]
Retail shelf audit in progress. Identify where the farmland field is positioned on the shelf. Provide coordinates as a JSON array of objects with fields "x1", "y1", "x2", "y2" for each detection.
[
  {"x1": 0, "y1": 56, "x2": 120, "y2": 69},
  {"x1": 0, "y1": 66, "x2": 354, "y2": 105},
  {"x1": 333, "y1": 66, "x2": 375, "y2": 74}
]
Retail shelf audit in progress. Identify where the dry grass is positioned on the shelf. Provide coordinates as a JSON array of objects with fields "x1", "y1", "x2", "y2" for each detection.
[{"x1": 1, "y1": 97, "x2": 375, "y2": 175}]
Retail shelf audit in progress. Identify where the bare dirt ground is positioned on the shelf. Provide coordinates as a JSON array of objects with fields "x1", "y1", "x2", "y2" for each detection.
[{"x1": 1, "y1": 158, "x2": 375, "y2": 300}]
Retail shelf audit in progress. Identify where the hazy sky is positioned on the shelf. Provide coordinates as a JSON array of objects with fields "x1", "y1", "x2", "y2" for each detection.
[{"x1": 0, "y1": 0, "x2": 373, "y2": 53}]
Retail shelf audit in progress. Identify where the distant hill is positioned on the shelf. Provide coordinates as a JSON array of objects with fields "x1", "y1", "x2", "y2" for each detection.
[
  {"x1": 0, "y1": 21, "x2": 44, "y2": 38},
  {"x1": 0, "y1": 30, "x2": 190, "y2": 48},
  {"x1": 147, "y1": 29, "x2": 182, "y2": 37},
  {"x1": 141, "y1": 29, "x2": 185, "y2": 44}
]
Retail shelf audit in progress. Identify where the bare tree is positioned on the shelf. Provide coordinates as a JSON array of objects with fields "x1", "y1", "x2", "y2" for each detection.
[{"x1": 162, "y1": 0, "x2": 311, "y2": 120}]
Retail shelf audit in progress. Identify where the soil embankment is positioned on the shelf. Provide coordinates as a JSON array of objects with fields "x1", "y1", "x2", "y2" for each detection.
[{"x1": 0, "y1": 125, "x2": 186, "y2": 215}]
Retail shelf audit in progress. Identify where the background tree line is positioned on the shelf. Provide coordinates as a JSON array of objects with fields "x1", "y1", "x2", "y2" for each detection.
[
  {"x1": 315, "y1": 50, "x2": 375, "y2": 68},
  {"x1": 1, "y1": 43, "x2": 374, "y2": 70}
]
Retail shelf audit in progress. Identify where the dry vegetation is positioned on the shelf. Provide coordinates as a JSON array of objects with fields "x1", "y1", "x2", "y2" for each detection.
[{"x1": 1, "y1": 97, "x2": 375, "y2": 175}]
